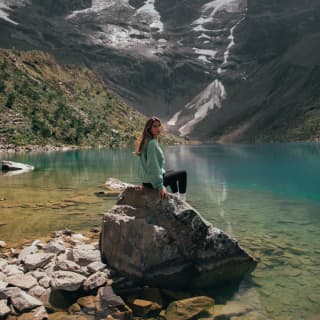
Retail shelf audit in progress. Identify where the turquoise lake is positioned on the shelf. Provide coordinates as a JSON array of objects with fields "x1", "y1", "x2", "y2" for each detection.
[{"x1": 0, "y1": 143, "x2": 319, "y2": 319}]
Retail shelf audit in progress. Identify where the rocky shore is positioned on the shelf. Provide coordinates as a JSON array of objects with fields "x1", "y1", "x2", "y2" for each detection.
[
  {"x1": 0, "y1": 180, "x2": 259, "y2": 319},
  {"x1": 0, "y1": 144, "x2": 81, "y2": 154},
  {"x1": 0, "y1": 228, "x2": 260, "y2": 320}
]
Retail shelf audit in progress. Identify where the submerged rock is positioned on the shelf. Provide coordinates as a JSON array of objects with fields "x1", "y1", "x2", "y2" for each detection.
[
  {"x1": 165, "y1": 296, "x2": 215, "y2": 320},
  {"x1": 100, "y1": 187, "x2": 257, "y2": 288}
]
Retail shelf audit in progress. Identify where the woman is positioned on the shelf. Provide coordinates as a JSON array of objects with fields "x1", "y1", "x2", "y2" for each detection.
[{"x1": 136, "y1": 117, "x2": 187, "y2": 200}]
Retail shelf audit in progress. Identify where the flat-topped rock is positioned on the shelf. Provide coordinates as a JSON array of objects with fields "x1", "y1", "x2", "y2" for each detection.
[{"x1": 100, "y1": 187, "x2": 257, "y2": 288}]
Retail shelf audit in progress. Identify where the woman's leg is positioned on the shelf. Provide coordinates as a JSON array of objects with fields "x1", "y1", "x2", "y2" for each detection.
[{"x1": 163, "y1": 170, "x2": 187, "y2": 193}]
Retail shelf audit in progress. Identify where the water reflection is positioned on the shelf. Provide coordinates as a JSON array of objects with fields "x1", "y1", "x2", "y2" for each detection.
[
  {"x1": 165, "y1": 144, "x2": 236, "y2": 235},
  {"x1": 166, "y1": 144, "x2": 228, "y2": 203}
]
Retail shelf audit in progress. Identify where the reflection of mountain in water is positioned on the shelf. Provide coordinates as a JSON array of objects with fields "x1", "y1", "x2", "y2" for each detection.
[{"x1": 166, "y1": 145, "x2": 228, "y2": 203}]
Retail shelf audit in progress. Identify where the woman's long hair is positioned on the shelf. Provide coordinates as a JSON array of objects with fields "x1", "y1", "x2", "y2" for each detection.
[{"x1": 136, "y1": 117, "x2": 162, "y2": 155}]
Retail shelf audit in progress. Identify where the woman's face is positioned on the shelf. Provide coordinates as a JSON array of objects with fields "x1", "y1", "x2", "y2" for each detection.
[{"x1": 150, "y1": 120, "x2": 162, "y2": 137}]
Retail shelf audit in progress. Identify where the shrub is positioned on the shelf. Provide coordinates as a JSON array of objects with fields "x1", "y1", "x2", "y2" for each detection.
[
  {"x1": 5, "y1": 93, "x2": 15, "y2": 108},
  {"x1": 19, "y1": 81, "x2": 40, "y2": 100},
  {"x1": 0, "y1": 80, "x2": 5, "y2": 92}
]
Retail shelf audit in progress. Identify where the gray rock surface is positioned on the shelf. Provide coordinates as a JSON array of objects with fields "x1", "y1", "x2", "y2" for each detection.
[
  {"x1": 43, "y1": 239, "x2": 66, "y2": 254},
  {"x1": 23, "y1": 253, "x2": 55, "y2": 271},
  {"x1": 68, "y1": 244, "x2": 101, "y2": 266},
  {"x1": 0, "y1": 259, "x2": 7, "y2": 272},
  {"x1": 51, "y1": 271, "x2": 86, "y2": 291},
  {"x1": 18, "y1": 240, "x2": 40, "y2": 262},
  {"x1": 0, "y1": 287, "x2": 43, "y2": 312},
  {"x1": 5, "y1": 274, "x2": 38, "y2": 290},
  {"x1": 22, "y1": 306, "x2": 48, "y2": 320},
  {"x1": 100, "y1": 187, "x2": 257, "y2": 288},
  {"x1": 0, "y1": 299, "x2": 10, "y2": 318},
  {"x1": 0, "y1": 280, "x2": 7, "y2": 290},
  {"x1": 83, "y1": 271, "x2": 107, "y2": 291},
  {"x1": 0, "y1": 230, "x2": 115, "y2": 318}
]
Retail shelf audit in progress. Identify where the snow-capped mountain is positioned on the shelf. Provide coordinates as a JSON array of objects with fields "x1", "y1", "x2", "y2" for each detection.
[{"x1": 1, "y1": 0, "x2": 320, "y2": 142}]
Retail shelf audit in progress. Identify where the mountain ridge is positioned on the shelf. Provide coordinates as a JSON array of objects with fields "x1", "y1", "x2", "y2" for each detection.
[
  {"x1": 0, "y1": 48, "x2": 147, "y2": 148},
  {"x1": 1, "y1": 0, "x2": 320, "y2": 142}
]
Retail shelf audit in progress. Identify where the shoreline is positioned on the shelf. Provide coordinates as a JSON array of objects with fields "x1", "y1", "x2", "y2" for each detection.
[
  {"x1": 0, "y1": 140, "x2": 199, "y2": 155},
  {"x1": 0, "y1": 144, "x2": 88, "y2": 154},
  {"x1": 0, "y1": 229, "x2": 257, "y2": 320}
]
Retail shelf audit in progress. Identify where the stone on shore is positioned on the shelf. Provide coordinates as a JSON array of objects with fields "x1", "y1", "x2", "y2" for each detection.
[
  {"x1": 17, "y1": 305, "x2": 48, "y2": 320},
  {"x1": 165, "y1": 296, "x2": 215, "y2": 320},
  {"x1": 5, "y1": 274, "x2": 38, "y2": 290},
  {"x1": 1, "y1": 160, "x2": 34, "y2": 176},
  {"x1": 51, "y1": 271, "x2": 86, "y2": 291},
  {"x1": 95, "y1": 285, "x2": 132, "y2": 319},
  {"x1": 23, "y1": 253, "x2": 55, "y2": 271},
  {"x1": 67, "y1": 244, "x2": 101, "y2": 266},
  {"x1": 131, "y1": 298, "x2": 161, "y2": 317},
  {"x1": 0, "y1": 230, "x2": 129, "y2": 319},
  {"x1": 100, "y1": 186, "x2": 257, "y2": 288},
  {"x1": 0, "y1": 287, "x2": 43, "y2": 312},
  {"x1": 0, "y1": 241, "x2": 6, "y2": 248},
  {"x1": 0, "y1": 299, "x2": 10, "y2": 318},
  {"x1": 18, "y1": 240, "x2": 40, "y2": 262}
]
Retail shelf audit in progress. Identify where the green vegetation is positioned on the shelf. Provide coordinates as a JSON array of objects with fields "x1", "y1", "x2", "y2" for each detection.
[{"x1": 0, "y1": 49, "x2": 147, "y2": 148}]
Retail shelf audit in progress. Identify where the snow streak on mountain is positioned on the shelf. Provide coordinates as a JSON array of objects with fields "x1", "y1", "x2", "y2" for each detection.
[
  {"x1": 66, "y1": 0, "x2": 164, "y2": 53},
  {"x1": 168, "y1": 0, "x2": 247, "y2": 136},
  {"x1": 0, "y1": 0, "x2": 29, "y2": 25},
  {"x1": 169, "y1": 80, "x2": 227, "y2": 136}
]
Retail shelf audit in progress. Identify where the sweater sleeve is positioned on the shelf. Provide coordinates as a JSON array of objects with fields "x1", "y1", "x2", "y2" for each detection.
[{"x1": 146, "y1": 139, "x2": 165, "y2": 190}]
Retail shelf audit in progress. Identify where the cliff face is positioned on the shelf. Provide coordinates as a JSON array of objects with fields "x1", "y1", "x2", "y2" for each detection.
[
  {"x1": 1, "y1": 0, "x2": 320, "y2": 142},
  {"x1": 205, "y1": 0, "x2": 320, "y2": 142}
]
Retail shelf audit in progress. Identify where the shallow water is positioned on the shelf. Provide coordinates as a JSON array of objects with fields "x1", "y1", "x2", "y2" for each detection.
[{"x1": 0, "y1": 143, "x2": 319, "y2": 319}]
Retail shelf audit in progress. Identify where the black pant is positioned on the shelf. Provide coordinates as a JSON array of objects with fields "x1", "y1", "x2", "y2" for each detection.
[{"x1": 143, "y1": 170, "x2": 187, "y2": 193}]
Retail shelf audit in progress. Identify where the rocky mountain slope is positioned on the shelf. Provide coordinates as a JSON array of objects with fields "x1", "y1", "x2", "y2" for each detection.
[
  {"x1": 0, "y1": 48, "x2": 146, "y2": 147},
  {"x1": 1, "y1": 0, "x2": 320, "y2": 142}
]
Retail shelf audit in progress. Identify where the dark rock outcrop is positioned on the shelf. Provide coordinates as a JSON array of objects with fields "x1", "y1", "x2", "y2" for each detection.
[{"x1": 100, "y1": 187, "x2": 257, "y2": 288}]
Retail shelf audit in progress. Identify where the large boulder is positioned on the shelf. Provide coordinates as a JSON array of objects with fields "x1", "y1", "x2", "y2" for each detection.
[{"x1": 100, "y1": 187, "x2": 257, "y2": 288}]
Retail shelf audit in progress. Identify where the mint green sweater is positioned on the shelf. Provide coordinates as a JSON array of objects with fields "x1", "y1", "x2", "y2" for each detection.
[{"x1": 139, "y1": 139, "x2": 165, "y2": 190}]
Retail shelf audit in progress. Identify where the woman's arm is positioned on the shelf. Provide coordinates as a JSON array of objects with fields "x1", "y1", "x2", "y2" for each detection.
[{"x1": 146, "y1": 140, "x2": 165, "y2": 190}]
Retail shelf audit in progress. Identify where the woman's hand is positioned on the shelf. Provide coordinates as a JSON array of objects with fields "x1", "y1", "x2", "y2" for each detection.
[{"x1": 159, "y1": 187, "x2": 168, "y2": 199}]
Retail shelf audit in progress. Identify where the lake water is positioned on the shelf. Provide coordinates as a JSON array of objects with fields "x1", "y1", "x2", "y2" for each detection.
[{"x1": 0, "y1": 143, "x2": 319, "y2": 320}]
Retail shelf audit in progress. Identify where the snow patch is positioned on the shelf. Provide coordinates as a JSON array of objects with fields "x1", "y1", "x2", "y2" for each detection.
[
  {"x1": 193, "y1": 47, "x2": 217, "y2": 59},
  {"x1": 167, "y1": 111, "x2": 182, "y2": 126},
  {"x1": 202, "y1": 0, "x2": 243, "y2": 17},
  {"x1": 134, "y1": 0, "x2": 163, "y2": 32},
  {"x1": 222, "y1": 16, "x2": 245, "y2": 65},
  {"x1": 198, "y1": 33, "x2": 211, "y2": 40},
  {"x1": 198, "y1": 55, "x2": 211, "y2": 63},
  {"x1": 178, "y1": 80, "x2": 227, "y2": 136},
  {"x1": 86, "y1": 25, "x2": 151, "y2": 49},
  {"x1": 67, "y1": 0, "x2": 163, "y2": 54},
  {"x1": 193, "y1": 0, "x2": 245, "y2": 32},
  {"x1": 67, "y1": 0, "x2": 132, "y2": 19},
  {"x1": 0, "y1": 0, "x2": 30, "y2": 25}
]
